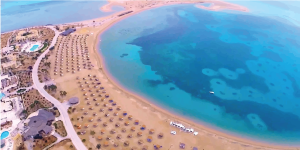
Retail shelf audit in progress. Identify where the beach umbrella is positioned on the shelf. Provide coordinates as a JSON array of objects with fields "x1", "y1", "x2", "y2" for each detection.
[
  {"x1": 128, "y1": 115, "x2": 133, "y2": 120},
  {"x1": 85, "y1": 97, "x2": 89, "y2": 100},
  {"x1": 86, "y1": 101, "x2": 91, "y2": 105},
  {"x1": 114, "y1": 112, "x2": 118, "y2": 116},
  {"x1": 111, "y1": 129, "x2": 116, "y2": 134},
  {"x1": 109, "y1": 107, "x2": 113, "y2": 111},
  {"x1": 105, "y1": 113, "x2": 109, "y2": 117},
  {"x1": 127, "y1": 134, "x2": 132, "y2": 138},
  {"x1": 84, "y1": 124, "x2": 89, "y2": 128},
  {"x1": 124, "y1": 141, "x2": 130, "y2": 146},
  {"x1": 117, "y1": 106, "x2": 121, "y2": 110},
  {"x1": 122, "y1": 128, "x2": 126, "y2": 132},
  {"x1": 158, "y1": 133, "x2": 164, "y2": 138},
  {"x1": 137, "y1": 132, "x2": 142, "y2": 136},
  {"x1": 100, "y1": 108, "x2": 104, "y2": 112},
  {"x1": 106, "y1": 136, "x2": 111, "y2": 140},
  {"x1": 96, "y1": 103, "x2": 100, "y2": 106},
  {"x1": 101, "y1": 129, "x2": 105, "y2": 134},
  {"x1": 138, "y1": 139, "x2": 143, "y2": 144},
  {"x1": 113, "y1": 142, "x2": 119, "y2": 147},
  {"x1": 93, "y1": 98, "x2": 97, "y2": 101},
  {"x1": 103, "y1": 122, "x2": 107, "y2": 127},
  {"x1": 179, "y1": 143, "x2": 185, "y2": 149},
  {"x1": 131, "y1": 127, "x2": 136, "y2": 131},
  {"x1": 154, "y1": 145, "x2": 162, "y2": 149},
  {"x1": 93, "y1": 113, "x2": 97, "y2": 116},
  {"x1": 119, "y1": 116, "x2": 124, "y2": 121},
  {"x1": 89, "y1": 107, "x2": 93, "y2": 110},
  {"x1": 81, "y1": 107, "x2": 84, "y2": 110},
  {"x1": 104, "y1": 103, "x2": 108, "y2": 107},
  {"x1": 149, "y1": 129, "x2": 155, "y2": 134},
  {"x1": 110, "y1": 117, "x2": 114, "y2": 122},
  {"x1": 140, "y1": 125, "x2": 146, "y2": 130},
  {"x1": 84, "y1": 111, "x2": 88, "y2": 115},
  {"x1": 76, "y1": 124, "x2": 81, "y2": 129},
  {"x1": 142, "y1": 145, "x2": 148, "y2": 150},
  {"x1": 104, "y1": 141, "x2": 109, "y2": 147},
  {"x1": 105, "y1": 94, "x2": 109, "y2": 97},
  {"x1": 112, "y1": 102, "x2": 117, "y2": 106},
  {"x1": 134, "y1": 120, "x2": 139, "y2": 125},
  {"x1": 93, "y1": 123, "x2": 98, "y2": 127},
  {"x1": 97, "y1": 136, "x2": 102, "y2": 140},
  {"x1": 115, "y1": 123, "x2": 120, "y2": 127},
  {"x1": 97, "y1": 118, "x2": 102, "y2": 122},
  {"x1": 147, "y1": 136, "x2": 152, "y2": 142},
  {"x1": 123, "y1": 111, "x2": 127, "y2": 116},
  {"x1": 116, "y1": 134, "x2": 121, "y2": 139},
  {"x1": 125, "y1": 121, "x2": 129, "y2": 126}
]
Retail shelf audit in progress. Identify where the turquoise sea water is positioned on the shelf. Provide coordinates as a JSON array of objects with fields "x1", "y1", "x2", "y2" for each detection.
[
  {"x1": 99, "y1": 3, "x2": 300, "y2": 145},
  {"x1": 1, "y1": 0, "x2": 124, "y2": 33}
]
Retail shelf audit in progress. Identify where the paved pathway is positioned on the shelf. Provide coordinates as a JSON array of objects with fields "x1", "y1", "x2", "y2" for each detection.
[{"x1": 32, "y1": 26, "x2": 87, "y2": 150}]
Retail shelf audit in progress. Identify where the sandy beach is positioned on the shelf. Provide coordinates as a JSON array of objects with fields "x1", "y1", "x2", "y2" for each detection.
[
  {"x1": 195, "y1": 0, "x2": 249, "y2": 12},
  {"x1": 74, "y1": 1, "x2": 298, "y2": 149},
  {"x1": 11, "y1": 0, "x2": 299, "y2": 149}
]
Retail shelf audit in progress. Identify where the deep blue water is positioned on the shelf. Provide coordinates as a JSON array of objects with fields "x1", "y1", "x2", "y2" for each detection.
[
  {"x1": 100, "y1": 4, "x2": 300, "y2": 144},
  {"x1": 1, "y1": 0, "x2": 124, "y2": 32}
]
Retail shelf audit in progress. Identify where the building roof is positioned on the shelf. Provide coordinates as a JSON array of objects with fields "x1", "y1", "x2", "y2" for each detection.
[
  {"x1": 61, "y1": 28, "x2": 76, "y2": 36},
  {"x1": 23, "y1": 109, "x2": 55, "y2": 138},
  {"x1": 69, "y1": 97, "x2": 79, "y2": 104}
]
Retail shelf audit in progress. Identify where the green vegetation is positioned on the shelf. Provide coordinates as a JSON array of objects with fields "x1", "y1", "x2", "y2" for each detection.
[
  {"x1": 38, "y1": 43, "x2": 48, "y2": 53},
  {"x1": 17, "y1": 89, "x2": 26, "y2": 93},
  {"x1": 22, "y1": 32, "x2": 31, "y2": 36},
  {"x1": 90, "y1": 130, "x2": 95, "y2": 135},
  {"x1": 59, "y1": 91, "x2": 67, "y2": 97},
  {"x1": 53, "y1": 123, "x2": 58, "y2": 129},
  {"x1": 82, "y1": 139, "x2": 86, "y2": 142}
]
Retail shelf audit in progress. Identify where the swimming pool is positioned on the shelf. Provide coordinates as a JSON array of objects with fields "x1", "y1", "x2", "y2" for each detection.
[
  {"x1": 30, "y1": 45, "x2": 39, "y2": 51},
  {"x1": 1, "y1": 131, "x2": 9, "y2": 140},
  {"x1": 0, "y1": 93, "x2": 5, "y2": 100}
]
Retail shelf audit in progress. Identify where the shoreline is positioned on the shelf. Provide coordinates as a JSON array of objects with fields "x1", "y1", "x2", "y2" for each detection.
[
  {"x1": 2, "y1": 0, "x2": 299, "y2": 149},
  {"x1": 195, "y1": 0, "x2": 249, "y2": 12},
  {"x1": 91, "y1": 2, "x2": 299, "y2": 150}
]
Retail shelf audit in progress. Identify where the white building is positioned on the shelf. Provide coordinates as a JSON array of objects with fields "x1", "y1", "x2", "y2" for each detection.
[{"x1": 0, "y1": 96, "x2": 23, "y2": 126}]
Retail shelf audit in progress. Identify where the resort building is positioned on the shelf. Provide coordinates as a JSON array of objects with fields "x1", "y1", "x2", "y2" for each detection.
[
  {"x1": 1, "y1": 46, "x2": 14, "y2": 55},
  {"x1": 23, "y1": 109, "x2": 55, "y2": 139},
  {"x1": 1, "y1": 75, "x2": 18, "y2": 91},
  {"x1": 61, "y1": 28, "x2": 76, "y2": 36},
  {"x1": 0, "y1": 96, "x2": 23, "y2": 128}
]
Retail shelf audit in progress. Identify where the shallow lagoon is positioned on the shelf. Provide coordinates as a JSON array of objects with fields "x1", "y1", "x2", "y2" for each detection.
[{"x1": 100, "y1": 4, "x2": 300, "y2": 144}]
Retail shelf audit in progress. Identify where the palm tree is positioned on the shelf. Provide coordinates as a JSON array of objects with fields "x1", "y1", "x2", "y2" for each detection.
[
  {"x1": 63, "y1": 91, "x2": 67, "y2": 96},
  {"x1": 96, "y1": 144, "x2": 101, "y2": 149},
  {"x1": 34, "y1": 100, "x2": 40, "y2": 110}
]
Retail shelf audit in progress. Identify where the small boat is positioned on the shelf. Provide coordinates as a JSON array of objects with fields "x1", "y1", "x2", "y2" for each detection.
[{"x1": 209, "y1": 91, "x2": 214, "y2": 94}]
